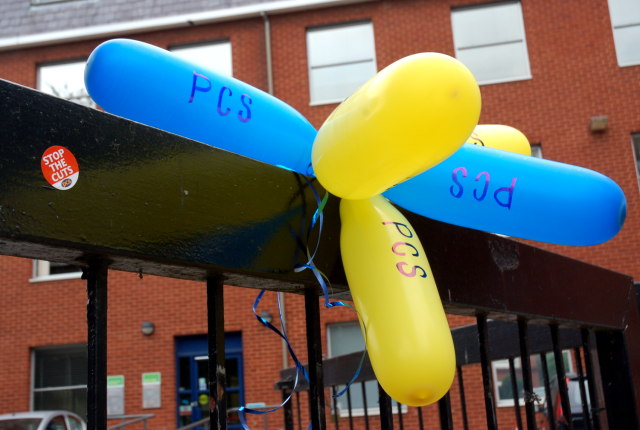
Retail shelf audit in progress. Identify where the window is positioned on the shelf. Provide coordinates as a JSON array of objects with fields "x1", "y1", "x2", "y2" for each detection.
[
  {"x1": 31, "y1": 260, "x2": 82, "y2": 282},
  {"x1": 169, "y1": 40, "x2": 233, "y2": 77},
  {"x1": 451, "y1": 1, "x2": 531, "y2": 85},
  {"x1": 37, "y1": 60, "x2": 95, "y2": 107},
  {"x1": 608, "y1": 0, "x2": 640, "y2": 66},
  {"x1": 492, "y1": 350, "x2": 573, "y2": 407},
  {"x1": 306, "y1": 21, "x2": 377, "y2": 105},
  {"x1": 632, "y1": 133, "x2": 640, "y2": 182},
  {"x1": 32, "y1": 344, "x2": 88, "y2": 420},
  {"x1": 327, "y1": 322, "x2": 403, "y2": 416},
  {"x1": 531, "y1": 143, "x2": 543, "y2": 158}
]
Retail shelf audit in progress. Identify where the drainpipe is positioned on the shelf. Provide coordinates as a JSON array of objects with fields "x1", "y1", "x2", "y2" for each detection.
[
  {"x1": 262, "y1": 11, "x2": 287, "y2": 369},
  {"x1": 261, "y1": 12, "x2": 274, "y2": 95}
]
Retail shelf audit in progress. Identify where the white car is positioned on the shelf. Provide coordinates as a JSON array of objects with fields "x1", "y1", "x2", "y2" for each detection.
[{"x1": 0, "y1": 411, "x2": 86, "y2": 430}]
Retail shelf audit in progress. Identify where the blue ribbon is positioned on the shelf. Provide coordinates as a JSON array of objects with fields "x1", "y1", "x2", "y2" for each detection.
[{"x1": 238, "y1": 171, "x2": 365, "y2": 428}]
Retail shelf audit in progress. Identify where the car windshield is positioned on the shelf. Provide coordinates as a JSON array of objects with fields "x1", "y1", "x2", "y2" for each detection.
[{"x1": 0, "y1": 418, "x2": 43, "y2": 430}]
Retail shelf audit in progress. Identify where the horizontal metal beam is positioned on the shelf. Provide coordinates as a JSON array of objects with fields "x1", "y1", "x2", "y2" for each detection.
[
  {"x1": 0, "y1": 79, "x2": 634, "y2": 330},
  {"x1": 0, "y1": 79, "x2": 340, "y2": 292}
]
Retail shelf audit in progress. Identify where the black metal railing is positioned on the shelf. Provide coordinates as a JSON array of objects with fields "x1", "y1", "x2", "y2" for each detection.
[
  {"x1": 2, "y1": 79, "x2": 639, "y2": 430},
  {"x1": 278, "y1": 317, "x2": 634, "y2": 430}
]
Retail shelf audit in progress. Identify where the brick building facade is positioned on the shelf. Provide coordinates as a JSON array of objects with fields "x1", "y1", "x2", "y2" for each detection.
[{"x1": 0, "y1": 0, "x2": 638, "y2": 429}]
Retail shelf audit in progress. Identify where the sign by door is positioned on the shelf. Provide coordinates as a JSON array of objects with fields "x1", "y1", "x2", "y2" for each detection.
[
  {"x1": 107, "y1": 375, "x2": 125, "y2": 416},
  {"x1": 142, "y1": 372, "x2": 161, "y2": 409}
]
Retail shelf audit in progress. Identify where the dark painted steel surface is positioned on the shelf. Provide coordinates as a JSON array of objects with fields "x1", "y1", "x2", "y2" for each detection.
[
  {"x1": 477, "y1": 315, "x2": 498, "y2": 430},
  {"x1": 282, "y1": 387, "x2": 294, "y2": 430},
  {"x1": 85, "y1": 259, "x2": 108, "y2": 430},
  {"x1": 377, "y1": 384, "x2": 393, "y2": 430},
  {"x1": 0, "y1": 79, "x2": 339, "y2": 290},
  {"x1": 207, "y1": 277, "x2": 226, "y2": 430},
  {"x1": 573, "y1": 347, "x2": 592, "y2": 430},
  {"x1": 437, "y1": 393, "x2": 453, "y2": 430},
  {"x1": 304, "y1": 287, "x2": 326, "y2": 430},
  {"x1": 508, "y1": 358, "x2": 523, "y2": 430},
  {"x1": 518, "y1": 319, "x2": 537, "y2": 429},
  {"x1": 540, "y1": 352, "x2": 557, "y2": 430},
  {"x1": 3, "y1": 79, "x2": 640, "y2": 428},
  {"x1": 360, "y1": 382, "x2": 370, "y2": 430},
  {"x1": 581, "y1": 329, "x2": 601, "y2": 430},
  {"x1": 551, "y1": 325, "x2": 573, "y2": 429},
  {"x1": 456, "y1": 366, "x2": 469, "y2": 430},
  {"x1": 455, "y1": 320, "x2": 582, "y2": 366},
  {"x1": 596, "y1": 330, "x2": 640, "y2": 429}
]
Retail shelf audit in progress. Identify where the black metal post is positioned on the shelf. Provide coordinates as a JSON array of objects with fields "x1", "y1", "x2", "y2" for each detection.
[
  {"x1": 518, "y1": 318, "x2": 537, "y2": 429},
  {"x1": 580, "y1": 329, "x2": 600, "y2": 430},
  {"x1": 437, "y1": 393, "x2": 453, "y2": 430},
  {"x1": 85, "y1": 259, "x2": 109, "y2": 430},
  {"x1": 346, "y1": 385, "x2": 354, "y2": 429},
  {"x1": 595, "y1": 329, "x2": 639, "y2": 429},
  {"x1": 361, "y1": 381, "x2": 370, "y2": 430},
  {"x1": 456, "y1": 366, "x2": 469, "y2": 430},
  {"x1": 573, "y1": 347, "x2": 592, "y2": 430},
  {"x1": 396, "y1": 401, "x2": 403, "y2": 430},
  {"x1": 331, "y1": 387, "x2": 340, "y2": 430},
  {"x1": 207, "y1": 276, "x2": 226, "y2": 430},
  {"x1": 304, "y1": 286, "x2": 326, "y2": 430},
  {"x1": 296, "y1": 392, "x2": 302, "y2": 430},
  {"x1": 551, "y1": 324, "x2": 572, "y2": 429},
  {"x1": 282, "y1": 386, "x2": 294, "y2": 430},
  {"x1": 477, "y1": 314, "x2": 498, "y2": 430},
  {"x1": 417, "y1": 407, "x2": 424, "y2": 430},
  {"x1": 508, "y1": 357, "x2": 523, "y2": 430},
  {"x1": 377, "y1": 383, "x2": 394, "y2": 430},
  {"x1": 540, "y1": 352, "x2": 557, "y2": 430}
]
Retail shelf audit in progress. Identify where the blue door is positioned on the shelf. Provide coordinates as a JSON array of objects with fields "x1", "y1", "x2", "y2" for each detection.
[{"x1": 176, "y1": 333, "x2": 244, "y2": 429}]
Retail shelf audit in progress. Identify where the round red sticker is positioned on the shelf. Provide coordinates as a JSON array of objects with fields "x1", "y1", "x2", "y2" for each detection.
[{"x1": 41, "y1": 146, "x2": 79, "y2": 190}]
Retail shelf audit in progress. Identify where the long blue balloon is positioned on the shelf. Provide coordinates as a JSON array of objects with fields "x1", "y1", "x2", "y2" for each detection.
[
  {"x1": 85, "y1": 39, "x2": 316, "y2": 175},
  {"x1": 384, "y1": 144, "x2": 627, "y2": 246}
]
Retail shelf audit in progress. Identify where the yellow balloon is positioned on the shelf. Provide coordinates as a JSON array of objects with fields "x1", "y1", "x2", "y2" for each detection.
[
  {"x1": 340, "y1": 195, "x2": 455, "y2": 406},
  {"x1": 312, "y1": 53, "x2": 481, "y2": 200},
  {"x1": 467, "y1": 124, "x2": 531, "y2": 155}
]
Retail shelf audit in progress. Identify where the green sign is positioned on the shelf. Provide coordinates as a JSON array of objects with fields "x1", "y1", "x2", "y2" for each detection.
[
  {"x1": 107, "y1": 375, "x2": 125, "y2": 387},
  {"x1": 142, "y1": 372, "x2": 161, "y2": 384}
]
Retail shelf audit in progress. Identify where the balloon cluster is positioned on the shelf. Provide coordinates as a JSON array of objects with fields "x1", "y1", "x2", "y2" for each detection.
[{"x1": 85, "y1": 39, "x2": 627, "y2": 407}]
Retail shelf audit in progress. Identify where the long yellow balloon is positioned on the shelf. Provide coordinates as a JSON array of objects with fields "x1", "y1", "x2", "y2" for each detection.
[
  {"x1": 468, "y1": 124, "x2": 531, "y2": 155},
  {"x1": 312, "y1": 53, "x2": 481, "y2": 200},
  {"x1": 340, "y1": 195, "x2": 455, "y2": 406}
]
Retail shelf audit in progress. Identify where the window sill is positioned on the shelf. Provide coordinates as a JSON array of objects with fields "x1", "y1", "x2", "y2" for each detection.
[
  {"x1": 337, "y1": 405, "x2": 407, "y2": 418},
  {"x1": 30, "y1": 272, "x2": 83, "y2": 283},
  {"x1": 477, "y1": 74, "x2": 532, "y2": 86}
]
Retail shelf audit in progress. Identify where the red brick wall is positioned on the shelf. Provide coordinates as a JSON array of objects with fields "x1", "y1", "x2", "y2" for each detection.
[{"x1": 0, "y1": 0, "x2": 638, "y2": 428}]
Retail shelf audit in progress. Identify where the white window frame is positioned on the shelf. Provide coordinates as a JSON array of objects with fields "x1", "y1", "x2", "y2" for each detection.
[
  {"x1": 451, "y1": 1, "x2": 532, "y2": 85},
  {"x1": 327, "y1": 321, "x2": 406, "y2": 417},
  {"x1": 306, "y1": 21, "x2": 377, "y2": 106},
  {"x1": 30, "y1": 260, "x2": 82, "y2": 282},
  {"x1": 492, "y1": 350, "x2": 573, "y2": 408},
  {"x1": 31, "y1": 0, "x2": 83, "y2": 4},
  {"x1": 37, "y1": 59, "x2": 95, "y2": 108},
  {"x1": 169, "y1": 39, "x2": 233, "y2": 77},
  {"x1": 608, "y1": 0, "x2": 640, "y2": 67}
]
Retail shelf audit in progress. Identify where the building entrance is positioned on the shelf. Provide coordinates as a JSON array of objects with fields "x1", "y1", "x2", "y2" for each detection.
[{"x1": 176, "y1": 333, "x2": 244, "y2": 429}]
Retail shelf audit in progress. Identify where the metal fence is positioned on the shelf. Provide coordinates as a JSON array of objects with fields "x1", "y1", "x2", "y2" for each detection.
[
  {"x1": 278, "y1": 319, "x2": 629, "y2": 429},
  {"x1": 2, "y1": 78, "x2": 639, "y2": 430}
]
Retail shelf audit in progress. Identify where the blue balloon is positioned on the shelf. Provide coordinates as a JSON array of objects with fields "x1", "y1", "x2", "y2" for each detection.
[
  {"x1": 384, "y1": 144, "x2": 627, "y2": 246},
  {"x1": 85, "y1": 39, "x2": 316, "y2": 175}
]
